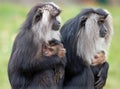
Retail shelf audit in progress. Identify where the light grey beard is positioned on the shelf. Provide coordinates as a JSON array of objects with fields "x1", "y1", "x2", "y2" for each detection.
[
  {"x1": 50, "y1": 30, "x2": 61, "y2": 41},
  {"x1": 32, "y1": 22, "x2": 61, "y2": 44}
]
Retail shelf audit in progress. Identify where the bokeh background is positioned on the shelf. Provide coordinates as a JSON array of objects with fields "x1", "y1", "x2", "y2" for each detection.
[{"x1": 0, "y1": 0, "x2": 120, "y2": 89}]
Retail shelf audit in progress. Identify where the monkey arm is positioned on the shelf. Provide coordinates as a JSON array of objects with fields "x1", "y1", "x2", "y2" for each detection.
[
  {"x1": 91, "y1": 51, "x2": 109, "y2": 89},
  {"x1": 91, "y1": 62, "x2": 109, "y2": 89},
  {"x1": 95, "y1": 62, "x2": 109, "y2": 89},
  {"x1": 63, "y1": 65, "x2": 95, "y2": 89},
  {"x1": 9, "y1": 32, "x2": 66, "y2": 75},
  {"x1": 10, "y1": 47, "x2": 64, "y2": 74}
]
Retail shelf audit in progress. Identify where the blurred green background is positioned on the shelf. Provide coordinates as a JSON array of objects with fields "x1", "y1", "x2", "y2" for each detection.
[{"x1": 0, "y1": 0, "x2": 120, "y2": 89}]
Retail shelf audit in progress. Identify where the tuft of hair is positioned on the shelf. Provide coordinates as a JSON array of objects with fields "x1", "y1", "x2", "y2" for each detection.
[{"x1": 47, "y1": 2, "x2": 61, "y2": 10}]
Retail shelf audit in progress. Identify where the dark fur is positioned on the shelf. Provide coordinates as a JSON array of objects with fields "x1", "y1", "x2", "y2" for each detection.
[
  {"x1": 8, "y1": 3, "x2": 66, "y2": 89},
  {"x1": 60, "y1": 8, "x2": 110, "y2": 89},
  {"x1": 91, "y1": 62, "x2": 109, "y2": 89}
]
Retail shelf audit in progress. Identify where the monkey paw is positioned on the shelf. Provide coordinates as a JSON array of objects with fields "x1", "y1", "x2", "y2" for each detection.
[
  {"x1": 95, "y1": 77, "x2": 105, "y2": 89},
  {"x1": 92, "y1": 51, "x2": 106, "y2": 66},
  {"x1": 57, "y1": 47, "x2": 66, "y2": 58}
]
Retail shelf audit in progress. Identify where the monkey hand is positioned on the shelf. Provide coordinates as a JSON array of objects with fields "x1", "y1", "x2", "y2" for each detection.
[
  {"x1": 95, "y1": 69, "x2": 106, "y2": 89},
  {"x1": 92, "y1": 51, "x2": 106, "y2": 66},
  {"x1": 95, "y1": 62, "x2": 109, "y2": 89},
  {"x1": 57, "y1": 45, "x2": 66, "y2": 58}
]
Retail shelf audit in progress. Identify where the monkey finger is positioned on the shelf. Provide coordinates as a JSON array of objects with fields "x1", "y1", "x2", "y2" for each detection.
[
  {"x1": 95, "y1": 76, "x2": 104, "y2": 86},
  {"x1": 98, "y1": 56, "x2": 106, "y2": 65},
  {"x1": 92, "y1": 56, "x2": 106, "y2": 66},
  {"x1": 97, "y1": 68, "x2": 103, "y2": 77},
  {"x1": 92, "y1": 58, "x2": 101, "y2": 66},
  {"x1": 91, "y1": 62, "x2": 99, "y2": 66},
  {"x1": 91, "y1": 63, "x2": 99, "y2": 66},
  {"x1": 100, "y1": 60, "x2": 106, "y2": 65},
  {"x1": 95, "y1": 83, "x2": 104, "y2": 89},
  {"x1": 95, "y1": 77, "x2": 101, "y2": 85},
  {"x1": 95, "y1": 79, "x2": 104, "y2": 89},
  {"x1": 58, "y1": 49, "x2": 66, "y2": 58}
]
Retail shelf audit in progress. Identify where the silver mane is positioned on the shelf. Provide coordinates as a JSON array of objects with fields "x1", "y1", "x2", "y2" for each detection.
[{"x1": 77, "y1": 10, "x2": 113, "y2": 64}]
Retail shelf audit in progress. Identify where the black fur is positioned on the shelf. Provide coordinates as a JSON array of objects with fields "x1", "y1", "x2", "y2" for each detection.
[
  {"x1": 8, "y1": 3, "x2": 66, "y2": 89},
  {"x1": 60, "y1": 8, "x2": 109, "y2": 89},
  {"x1": 91, "y1": 62, "x2": 109, "y2": 89}
]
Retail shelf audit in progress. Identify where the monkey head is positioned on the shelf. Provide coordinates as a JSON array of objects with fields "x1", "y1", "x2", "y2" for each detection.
[
  {"x1": 22, "y1": 2, "x2": 62, "y2": 43},
  {"x1": 75, "y1": 8, "x2": 113, "y2": 64},
  {"x1": 32, "y1": 2, "x2": 61, "y2": 31}
]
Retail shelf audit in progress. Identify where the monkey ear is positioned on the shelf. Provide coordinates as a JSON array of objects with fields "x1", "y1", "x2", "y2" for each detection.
[
  {"x1": 79, "y1": 16, "x2": 88, "y2": 26},
  {"x1": 35, "y1": 14, "x2": 42, "y2": 22},
  {"x1": 100, "y1": 14, "x2": 108, "y2": 20}
]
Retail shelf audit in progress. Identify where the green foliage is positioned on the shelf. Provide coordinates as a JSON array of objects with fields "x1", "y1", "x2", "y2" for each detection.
[{"x1": 0, "y1": 3, "x2": 120, "y2": 89}]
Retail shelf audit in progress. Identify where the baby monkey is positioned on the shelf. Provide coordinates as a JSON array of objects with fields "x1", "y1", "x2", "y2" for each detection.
[{"x1": 43, "y1": 39, "x2": 66, "y2": 58}]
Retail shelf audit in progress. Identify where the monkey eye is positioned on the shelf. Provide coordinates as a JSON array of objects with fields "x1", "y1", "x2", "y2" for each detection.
[
  {"x1": 98, "y1": 19, "x2": 104, "y2": 25},
  {"x1": 35, "y1": 13, "x2": 42, "y2": 22}
]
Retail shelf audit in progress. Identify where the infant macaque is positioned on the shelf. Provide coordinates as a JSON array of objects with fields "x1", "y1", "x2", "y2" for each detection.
[
  {"x1": 92, "y1": 51, "x2": 106, "y2": 66},
  {"x1": 43, "y1": 39, "x2": 66, "y2": 58}
]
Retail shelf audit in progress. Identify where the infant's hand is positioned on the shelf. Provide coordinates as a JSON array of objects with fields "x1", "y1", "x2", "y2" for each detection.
[
  {"x1": 92, "y1": 51, "x2": 106, "y2": 66},
  {"x1": 57, "y1": 45, "x2": 66, "y2": 58}
]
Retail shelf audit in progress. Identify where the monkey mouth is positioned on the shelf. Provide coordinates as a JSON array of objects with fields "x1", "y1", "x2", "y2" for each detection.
[{"x1": 100, "y1": 33, "x2": 106, "y2": 38}]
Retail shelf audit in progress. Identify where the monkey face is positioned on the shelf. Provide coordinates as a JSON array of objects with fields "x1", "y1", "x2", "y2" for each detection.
[
  {"x1": 41, "y1": 4, "x2": 61, "y2": 31},
  {"x1": 52, "y1": 16, "x2": 61, "y2": 31},
  {"x1": 33, "y1": 2, "x2": 61, "y2": 31},
  {"x1": 98, "y1": 16, "x2": 108, "y2": 38},
  {"x1": 78, "y1": 8, "x2": 110, "y2": 39}
]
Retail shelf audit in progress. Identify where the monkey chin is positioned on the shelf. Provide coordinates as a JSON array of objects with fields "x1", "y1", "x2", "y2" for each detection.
[{"x1": 91, "y1": 51, "x2": 106, "y2": 66}]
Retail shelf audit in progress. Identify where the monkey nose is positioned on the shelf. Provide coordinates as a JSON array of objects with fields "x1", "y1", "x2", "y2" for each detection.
[
  {"x1": 100, "y1": 33, "x2": 106, "y2": 38},
  {"x1": 100, "y1": 29, "x2": 107, "y2": 38}
]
